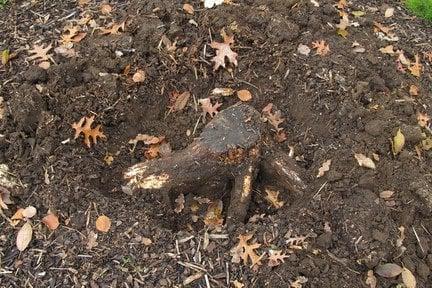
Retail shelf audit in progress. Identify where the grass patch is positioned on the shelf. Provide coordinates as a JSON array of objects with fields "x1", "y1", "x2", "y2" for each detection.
[
  {"x1": 0, "y1": 0, "x2": 8, "y2": 9},
  {"x1": 405, "y1": 0, "x2": 432, "y2": 20}
]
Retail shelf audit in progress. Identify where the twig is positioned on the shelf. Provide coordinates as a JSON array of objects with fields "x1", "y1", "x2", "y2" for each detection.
[{"x1": 412, "y1": 226, "x2": 424, "y2": 253}]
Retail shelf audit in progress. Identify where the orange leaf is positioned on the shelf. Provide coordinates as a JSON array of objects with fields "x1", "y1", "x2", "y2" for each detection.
[
  {"x1": 311, "y1": 40, "x2": 330, "y2": 56},
  {"x1": 72, "y1": 116, "x2": 106, "y2": 148},
  {"x1": 95, "y1": 215, "x2": 111, "y2": 232},
  {"x1": 100, "y1": 21, "x2": 125, "y2": 35},
  {"x1": 230, "y1": 233, "x2": 264, "y2": 267},
  {"x1": 237, "y1": 89, "x2": 252, "y2": 102},
  {"x1": 267, "y1": 249, "x2": 289, "y2": 267},
  {"x1": 42, "y1": 213, "x2": 60, "y2": 230},
  {"x1": 183, "y1": 3, "x2": 194, "y2": 14},
  {"x1": 408, "y1": 54, "x2": 422, "y2": 77}
]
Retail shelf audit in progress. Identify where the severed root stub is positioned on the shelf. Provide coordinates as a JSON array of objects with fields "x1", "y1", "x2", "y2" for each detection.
[{"x1": 123, "y1": 103, "x2": 306, "y2": 224}]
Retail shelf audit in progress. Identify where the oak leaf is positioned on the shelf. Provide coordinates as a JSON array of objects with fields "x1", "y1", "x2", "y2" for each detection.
[
  {"x1": 210, "y1": 32, "x2": 238, "y2": 71},
  {"x1": 61, "y1": 26, "x2": 87, "y2": 44},
  {"x1": 72, "y1": 116, "x2": 107, "y2": 148},
  {"x1": 262, "y1": 103, "x2": 285, "y2": 132},
  {"x1": 100, "y1": 21, "x2": 125, "y2": 35},
  {"x1": 408, "y1": 54, "x2": 422, "y2": 77},
  {"x1": 27, "y1": 44, "x2": 52, "y2": 62},
  {"x1": 199, "y1": 98, "x2": 222, "y2": 121},
  {"x1": 267, "y1": 249, "x2": 289, "y2": 267},
  {"x1": 311, "y1": 40, "x2": 330, "y2": 56},
  {"x1": 230, "y1": 233, "x2": 263, "y2": 267},
  {"x1": 264, "y1": 188, "x2": 284, "y2": 209}
]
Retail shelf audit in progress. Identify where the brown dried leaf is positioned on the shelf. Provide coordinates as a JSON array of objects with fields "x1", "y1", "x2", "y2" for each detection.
[
  {"x1": 231, "y1": 233, "x2": 263, "y2": 267},
  {"x1": 72, "y1": 116, "x2": 107, "y2": 148},
  {"x1": 417, "y1": 113, "x2": 430, "y2": 128},
  {"x1": 22, "y1": 206, "x2": 37, "y2": 219},
  {"x1": 373, "y1": 21, "x2": 394, "y2": 36},
  {"x1": 396, "y1": 226, "x2": 405, "y2": 248},
  {"x1": 365, "y1": 270, "x2": 377, "y2": 288},
  {"x1": 375, "y1": 263, "x2": 403, "y2": 278},
  {"x1": 336, "y1": 0, "x2": 347, "y2": 9},
  {"x1": 16, "y1": 222, "x2": 33, "y2": 251},
  {"x1": 42, "y1": 213, "x2": 60, "y2": 230},
  {"x1": 401, "y1": 267, "x2": 416, "y2": 288},
  {"x1": 100, "y1": 4, "x2": 112, "y2": 15},
  {"x1": 354, "y1": 153, "x2": 376, "y2": 169},
  {"x1": 409, "y1": 85, "x2": 419, "y2": 96},
  {"x1": 86, "y1": 230, "x2": 98, "y2": 250},
  {"x1": 317, "y1": 159, "x2": 331, "y2": 178},
  {"x1": 311, "y1": 40, "x2": 330, "y2": 56},
  {"x1": 54, "y1": 45, "x2": 79, "y2": 58},
  {"x1": 203, "y1": 200, "x2": 223, "y2": 227},
  {"x1": 210, "y1": 33, "x2": 238, "y2": 71},
  {"x1": 379, "y1": 45, "x2": 395, "y2": 55},
  {"x1": 0, "y1": 186, "x2": 12, "y2": 210},
  {"x1": 237, "y1": 89, "x2": 252, "y2": 102},
  {"x1": 100, "y1": 21, "x2": 125, "y2": 35},
  {"x1": 61, "y1": 26, "x2": 87, "y2": 44},
  {"x1": 11, "y1": 208, "x2": 24, "y2": 221},
  {"x1": 379, "y1": 190, "x2": 394, "y2": 199},
  {"x1": 78, "y1": 0, "x2": 91, "y2": 7},
  {"x1": 174, "y1": 193, "x2": 185, "y2": 213},
  {"x1": 262, "y1": 103, "x2": 285, "y2": 132},
  {"x1": 232, "y1": 280, "x2": 244, "y2": 288},
  {"x1": 183, "y1": 3, "x2": 194, "y2": 14},
  {"x1": 132, "y1": 69, "x2": 146, "y2": 83},
  {"x1": 267, "y1": 249, "x2": 288, "y2": 267},
  {"x1": 27, "y1": 44, "x2": 52, "y2": 62},
  {"x1": 199, "y1": 98, "x2": 222, "y2": 120},
  {"x1": 168, "y1": 91, "x2": 191, "y2": 112},
  {"x1": 264, "y1": 188, "x2": 284, "y2": 209},
  {"x1": 408, "y1": 54, "x2": 422, "y2": 77},
  {"x1": 95, "y1": 215, "x2": 111, "y2": 233}
]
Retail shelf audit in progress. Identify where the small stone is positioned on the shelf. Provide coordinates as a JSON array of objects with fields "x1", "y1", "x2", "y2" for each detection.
[{"x1": 365, "y1": 120, "x2": 386, "y2": 137}]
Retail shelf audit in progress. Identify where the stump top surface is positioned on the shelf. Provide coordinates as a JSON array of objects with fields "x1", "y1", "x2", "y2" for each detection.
[{"x1": 199, "y1": 104, "x2": 262, "y2": 153}]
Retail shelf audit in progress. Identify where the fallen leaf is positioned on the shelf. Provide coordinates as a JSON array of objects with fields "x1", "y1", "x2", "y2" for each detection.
[
  {"x1": 104, "y1": 153, "x2": 114, "y2": 165},
  {"x1": 384, "y1": 7, "x2": 394, "y2": 18},
  {"x1": 317, "y1": 159, "x2": 331, "y2": 178},
  {"x1": 291, "y1": 276, "x2": 308, "y2": 288},
  {"x1": 72, "y1": 116, "x2": 107, "y2": 148},
  {"x1": 211, "y1": 87, "x2": 235, "y2": 96},
  {"x1": 232, "y1": 280, "x2": 244, "y2": 288},
  {"x1": 264, "y1": 188, "x2": 284, "y2": 209},
  {"x1": 95, "y1": 215, "x2": 111, "y2": 233},
  {"x1": 230, "y1": 233, "x2": 263, "y2": 267},
  {"x1": 168, "y1": 91, "x2": 191, "y2": 112},
  {"x1": 311, "y1": 40, "x2": 330, "y2": 56},
  {"x1": 335, "y1": 15, "x2": 350, "y2": 38},
  {"x1": 391, "y1": 128, "x2": 405, "y2": 156},
  {"x1": 61, "y1": 26, "x2": 87, "y2": 44},
  {"x1": 408, "y1": 54, "x2": 422, "y2": 77},
  {"x1": 54, "y1": 45, "x2": 79, "y2": 58},
  {"x1": 237, "y1": 89, "x2": 252, "y2": 102},
  {"x1": 297, "y1": 44, "x2": 311, "y2": 56},
  {"x1": 42, "y1": 213, "x2": 60, "y2": 230},
  {"x1": 27, "y1": 44, "x2": 52, "y2": 62},
  {"x1": 2, "y1": 49, "x2": 10, "y2": 65},
  {"x1": 365, "y1": 270, "x2": 377, "y2": 288},
  {"x1": 128, "y1": 134, "x2": 165, "y2": 153},
  {"x1": 22, "y1": 206, "x2": 37, "y2": 219},
  {"x1": 351, "y1": 11, "x2": 365, "y2": 17},
  {"x1": 210, "y1": 31, "x2": 238, "y2": 71},
  {"x1": 78, "y1": 0, "x2": 90, "y2": 6},
  {"x1": 417, "y1": 113, "x2": 430, "y2": 128},
  {"x1": 100, "y1": 21, "x2": 125, "y2": 35},
  {"x1": 11, "y1": 208, "x2": 24, "y2": 221},
  {"x1": 86, "y1": 230, "x2": 98, "y2": 250},
  {"x1": 401, "y1": 268, "x2": 416, "y2": 288},
  {"x1": 409, "y1": 85, "x2": 419, "y2": 96},
  {"x1": 199, "y1": 98, "x2": 222, "y2": 120},
  {"x1": 183, "y1": 3, "x2": 194, "y2": 14},
  {"x1": 16, "y1": 222, "x2": 33, "y2": 251},
  {"x1": 396, "y1": 226, "x2": 405, "y2": 248},
  {"x1": 275, "y1": 131, "x2": 287, "y2": 143},
  {"x1": 336, "y1": 0, "x2": 347, "y2": 9},
  {"x1": 267, "y1": 249, "x2": 288, "y2": 267},
  {"x1": 0, "y1": 186, "x2": 13, "y2": 210},
  {"x1": 354, "y1": 153, "x2": 376, "y2": 169},
  {"x1": 422, "y1": 137, "x2": 432, "y2": 151},
  {"x1": 132, "y1": 69, "x2": 146, "y2": 83},
  {"x1": 379, "y1": 45, "x2": 395, "y2": 55},
  {"x1": 203, "y1": 200, "x2": 223, "y2": 227},
  {"x1": 262, "y1": 103, "x2": 285, "y2": 132},
  {"x1": 100, "y1": 3, "x2": 112, "y2": 14},
  {"x1": 375, "y1": 263, "x2": 403, "y2": 278},
  {"x1": 174, "y1": 193, "x2": 185, "y2": 213},
  {"x1": 142, "y1": 237, "x2": 152, "y2": 246},
  {"x1": 379, "y1": 190, "x2": 394, "y2": 199}
]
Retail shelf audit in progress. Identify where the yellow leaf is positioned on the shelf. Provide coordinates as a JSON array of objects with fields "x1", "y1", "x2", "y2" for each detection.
[
  {"x1": 337, "y1": 28, "x2": 349, "y2": 38},
  {"x1": 401, "y1": 267, "x2": 416, "y2": 288},
  {"x1": 421, "y1": 137, "x2": 432, "y2": 151},
  {"x1": 351, "y1": 11, "x2": 365, "y2": 17},
  {"x1": 1, "y1": 49, "x2": 10, "y2": 65},
  {"x1": 391, "y1": 129, "x2": 405, "y2": 156}
]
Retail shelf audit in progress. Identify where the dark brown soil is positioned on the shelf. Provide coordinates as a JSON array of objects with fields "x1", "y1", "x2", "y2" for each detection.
[{"x1": 1, "y1": 0, "x2": 432, "y2": 287}]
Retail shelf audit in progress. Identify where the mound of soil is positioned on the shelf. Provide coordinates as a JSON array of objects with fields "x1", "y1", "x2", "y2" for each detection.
[{"x1": 1, "y1": 0, "x2": 432, "y2": 287}]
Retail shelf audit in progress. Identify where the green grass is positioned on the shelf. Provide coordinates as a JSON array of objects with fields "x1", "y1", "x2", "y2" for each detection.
[
  {"x1": 405, "y1": 0, "x2": 432, "y2": 20},
  {"x1": 0, "y1": 0, "x2": 8, "y2": 9}
]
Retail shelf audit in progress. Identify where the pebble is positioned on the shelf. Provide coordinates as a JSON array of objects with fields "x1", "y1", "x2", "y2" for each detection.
[{"x1": 365, "y1": 120, "x2": 386, "y2": 136}]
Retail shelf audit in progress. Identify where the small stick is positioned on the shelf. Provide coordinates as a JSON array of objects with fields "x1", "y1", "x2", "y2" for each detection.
[{"x1": 412, "y1": 227, "x2": 425, "y2": 253}]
